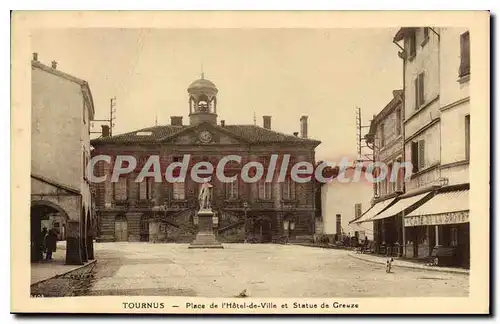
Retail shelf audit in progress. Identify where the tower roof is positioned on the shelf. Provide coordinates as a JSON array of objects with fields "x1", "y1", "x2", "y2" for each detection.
[{"x1": 188, "y1": 77, "x2": 218, "y2": 93}]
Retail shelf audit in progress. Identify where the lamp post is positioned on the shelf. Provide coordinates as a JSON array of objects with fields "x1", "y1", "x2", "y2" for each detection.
[{"x1": 243, "y1": 201, "x2": 249, "y2": 243}]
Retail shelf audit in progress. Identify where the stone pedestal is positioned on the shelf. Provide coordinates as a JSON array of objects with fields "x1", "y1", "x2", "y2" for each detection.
[{"x1": 189, "y1": 209, "x2": 223, "y2": 249}]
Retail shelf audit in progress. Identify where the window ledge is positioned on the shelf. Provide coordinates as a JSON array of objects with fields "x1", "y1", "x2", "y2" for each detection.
[
  {"x1": 410, "y1": 163, "x2": 440, "y2": 179},
  {"x1": 458, "y1": 74, "x2": 470, "y2": 84},
  {"x1": 405, "y1": 95, "x2": 439, "y2": 124}
]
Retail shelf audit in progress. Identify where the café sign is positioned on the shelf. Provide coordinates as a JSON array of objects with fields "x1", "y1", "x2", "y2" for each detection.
[{"x1": 404, "y1": 210, "x2": 469, "y2": 227}]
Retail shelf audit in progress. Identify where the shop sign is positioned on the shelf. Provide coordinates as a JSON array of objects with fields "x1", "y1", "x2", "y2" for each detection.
[{"x1": 404, "y1": 211, "x2": 469, "y2": 227}]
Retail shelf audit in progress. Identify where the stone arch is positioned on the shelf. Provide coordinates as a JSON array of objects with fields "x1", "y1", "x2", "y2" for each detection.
[{"x1": 30, "y1": 200, "x2": 70, "y2": 262}]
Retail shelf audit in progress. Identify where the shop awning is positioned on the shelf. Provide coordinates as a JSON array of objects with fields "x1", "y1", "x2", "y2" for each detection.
[
  {"x1": 350, "y1": 198, "x2": 396, "y2": 224},
  {"x1": 369, "y1": 192, "x2": 433, "y2": 221},
  {"x1": 404, "y1": 190, "x2": 469, "y2": 227}
]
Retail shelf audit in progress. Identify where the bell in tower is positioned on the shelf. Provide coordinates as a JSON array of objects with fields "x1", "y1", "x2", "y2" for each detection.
[{"x1": 188, "y1": 73, "x2": 218, "y2": 125}]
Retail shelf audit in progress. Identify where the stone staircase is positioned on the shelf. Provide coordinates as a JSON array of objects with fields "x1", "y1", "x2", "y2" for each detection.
[{"x1": 216, "y1": 210, "x2": 245, "y2": 243}]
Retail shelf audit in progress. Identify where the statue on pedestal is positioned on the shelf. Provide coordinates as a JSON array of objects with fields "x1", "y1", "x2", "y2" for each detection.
[{"x1": 198, "y1": 180, "x2": 213, "y2": 211}]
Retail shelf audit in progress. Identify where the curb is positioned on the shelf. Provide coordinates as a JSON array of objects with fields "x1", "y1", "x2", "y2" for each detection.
[
  {"x1": 31, "y1": 259, "x2": 97, "y2": 286},
  {"x1": 348, "y1": 253, "x2": 469, "y2": 275}
]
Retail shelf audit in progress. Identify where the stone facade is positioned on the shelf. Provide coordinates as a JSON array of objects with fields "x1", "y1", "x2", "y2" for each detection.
[
  {"x1": 30, "y1": 55, "x2": 95, "y2": 264},
  {"x1": 91, "y1": 76, "x2": 321, "y2": 244}
]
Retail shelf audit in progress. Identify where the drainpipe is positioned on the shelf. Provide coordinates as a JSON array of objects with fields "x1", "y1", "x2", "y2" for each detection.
[{"x1": 393, "y1": 38, "x2": 406, "y2": 257}]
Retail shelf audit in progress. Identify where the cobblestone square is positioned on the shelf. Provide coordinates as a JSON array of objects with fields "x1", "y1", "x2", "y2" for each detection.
[{"x1": 49, "y1": 243, "x2": 468, "y2": 298}]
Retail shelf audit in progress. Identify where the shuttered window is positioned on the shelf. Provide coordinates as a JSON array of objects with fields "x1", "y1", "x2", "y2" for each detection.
[
  {"x1": 258, "y1": 180, "x2": 272, "y2": 200},
  {"x1": 459, "y1": 31, "x2": 470, "y2": 77},
  {"x1": 282, "y1": 178, "x2": 295, "y2": 200},
  {"x1": 225, "y1": 179, "x2": 239, "y2": 199},
  {"x1": 414, "y1": 73, "x2": 425, "y2": 110},
  {"x1": 113, "y1": 177, "x2": 128, "y2": 201},
  {"x1": 411, "y1": 141, "x2": 419, "y2": 173}
]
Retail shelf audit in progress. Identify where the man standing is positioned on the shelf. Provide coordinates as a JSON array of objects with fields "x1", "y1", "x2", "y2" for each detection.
[{"x1": 44, "y1": 228, "x2": 58, "y2": 260}]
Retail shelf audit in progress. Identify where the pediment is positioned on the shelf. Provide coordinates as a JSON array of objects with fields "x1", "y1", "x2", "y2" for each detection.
[{"x1": 161, "y1": 122, "x2": 247, "y2": 145}]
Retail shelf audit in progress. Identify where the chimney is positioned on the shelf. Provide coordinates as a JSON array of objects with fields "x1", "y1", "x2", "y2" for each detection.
[
  {"x1": 101, "y1": 125, "x2": 110, "y2": 138},
  {"x1": 32, "y1": 53, "x2": 38, "y2": 61},
  {"x1": 220, "y1": 120, "x2": 225, "y2": 127},
  {"x1": 263, "y1": 116, "x2": 271, "y2": 129},
  {"x1": 170, "y1": 116, "x2": 183, "y2": 126},
  {"x1": 51, "y1": 60, "x2": 57, "y2": 69},
  {"x1": 300, "y1": 116, "x2": 308, "y2": 138},
  {"x1": 293, "y1": 132, "x2": 299, "y2": 137}
]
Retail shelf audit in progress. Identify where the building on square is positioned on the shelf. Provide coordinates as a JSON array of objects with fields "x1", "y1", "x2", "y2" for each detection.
[
  {"x1": 350, "y1": 90, "x2": 406, "y2": 255},
  {"x1": 355, "y1": 28, "x2": 470, "y2": 267},
  {"x1": 31, "y1": 53, "x2": 96, "y2": 264},
  {"x1": 90, "y1": 75, "x2": 321, "y2": 244}
]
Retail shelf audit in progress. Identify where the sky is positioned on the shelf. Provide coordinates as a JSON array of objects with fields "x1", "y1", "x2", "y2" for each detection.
[{"x1": 32, "y1": 28, "x2": 402, "y2": 161}]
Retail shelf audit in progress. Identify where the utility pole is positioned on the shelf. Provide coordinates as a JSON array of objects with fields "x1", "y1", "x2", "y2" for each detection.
[
  {"x1": 355, "y1": 107, "x2": 373, "y2": 163},
  {"x1": 91, "y1": 97, "x2": 116, "y2": 136}
]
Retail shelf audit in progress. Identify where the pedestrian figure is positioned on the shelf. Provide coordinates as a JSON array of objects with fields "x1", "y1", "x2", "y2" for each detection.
[
  {"x1": 38, "y1": 227, "x2": 48, "y2": 259},
  {"x1": 44, "y1": 228, "x2": 58, "y2": 260}
]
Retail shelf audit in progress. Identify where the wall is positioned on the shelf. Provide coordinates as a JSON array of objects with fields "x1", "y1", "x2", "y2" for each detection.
[
  {"x1": 32, "y1": 67, "x2": 83, "y2": 192},
  {"x1": 321, "y1": 176, "x2": 373, "y2": 239},
  {"x1": 403, "y1": 28, "x2": 442, "y2": 194},
  {"x1": 439, "y1": 27, "x2": 470, "y2": 187}
]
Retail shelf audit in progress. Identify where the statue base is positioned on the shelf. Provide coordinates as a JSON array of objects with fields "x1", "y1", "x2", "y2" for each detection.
[{"x1": 189, "y1": 209, "x2": 223, "y2": 249}]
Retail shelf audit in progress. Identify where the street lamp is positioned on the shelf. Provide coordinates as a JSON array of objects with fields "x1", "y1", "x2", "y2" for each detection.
[{"x1": 243, "y1": 202, "x2": 249, "y2": 243}]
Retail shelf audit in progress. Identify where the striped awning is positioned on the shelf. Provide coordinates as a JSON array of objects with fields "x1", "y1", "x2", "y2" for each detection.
[
  {"x1": 350, "y1": 198, "x2": 396, "y2": 224},
  {"x1": 404, "y1": 189, "x2": 469, "y2": 227},
  {"x1": 369, "y1": 192, "x2": 433, "y2": 221}
]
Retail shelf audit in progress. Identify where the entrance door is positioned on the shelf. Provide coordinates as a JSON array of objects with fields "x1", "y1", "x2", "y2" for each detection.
[
  {"x1": 115, "y1": 219, "x2": 128, "y2": 241},
  {"x1": 261, "y1": 218, "x2": 273, "y2": 243}
]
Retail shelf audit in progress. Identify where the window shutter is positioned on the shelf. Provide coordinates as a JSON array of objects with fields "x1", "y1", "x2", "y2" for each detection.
[
  {"x1": 414, "y1": 77, "x2": 419, "y2": 109},
  {"x1": 411, "y1": 141, "x2": 419, "y2": 172},
  {"x1": 460, "y1": 31, "x2": 470, "y2": 76},
  {"x1": 418, "y1": 73, "x2": 425, "y2": 106},
  {"x1": 418, "y1": 140, "x2": 425, "y2": 170}
]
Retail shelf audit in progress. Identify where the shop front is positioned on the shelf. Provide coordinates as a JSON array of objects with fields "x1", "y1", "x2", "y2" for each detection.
[
  {"x1": 404, "y1": 188, "x2": 470, "y2": 268},
  {"x1": 368, "y1": 192, "x2": 433, "y2": 257}
]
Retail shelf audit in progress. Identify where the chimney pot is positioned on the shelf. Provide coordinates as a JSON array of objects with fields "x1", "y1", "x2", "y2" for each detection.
[
  {"x1": 101, "y1": 125, "x2": 110, "y2": 138},
  {"x1": 263, "y1": 115, "x2": 272, "y2": 129},
  {"x1": 221, "y1": 120, "x2": 225, "y2": 127},
  {"x1": 170, "y1": 116, "x2": 183, "y2": 126},
  {"x1": 300, "y1": 115, "x2": 308, "y2": 138},
  {"x1": 51, "y1": 60, "x2": 57, "y2": 69},
  {"x1": 32, "y1": 53, "x2": 38, "y2": 61}
]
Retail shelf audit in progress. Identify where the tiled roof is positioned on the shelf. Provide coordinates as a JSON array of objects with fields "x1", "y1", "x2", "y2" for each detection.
[{"x1": 91, "y1": 123, "x2": 321, "y2": 146}]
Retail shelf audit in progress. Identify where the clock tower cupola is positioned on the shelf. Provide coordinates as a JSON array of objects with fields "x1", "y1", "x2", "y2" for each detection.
[{"x1": 188, "y1": 73, "x2": 218, "y2": 125}]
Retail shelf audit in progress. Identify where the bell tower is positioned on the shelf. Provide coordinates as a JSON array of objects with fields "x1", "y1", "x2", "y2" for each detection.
[{"x1": 188, "y1": 73, "x2": 218, "y2": 125}]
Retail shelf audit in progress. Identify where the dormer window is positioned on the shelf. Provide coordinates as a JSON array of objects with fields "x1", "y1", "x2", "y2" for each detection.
[{"x1": 136, "y1": 131, "x2": 153, "y2": 136}]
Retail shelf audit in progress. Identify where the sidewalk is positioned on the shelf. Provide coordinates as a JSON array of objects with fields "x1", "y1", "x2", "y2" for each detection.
[
  {"x1": 31, "y1": 241, "x2": 96, "y2": 285},
  {"x1": 348, "y1": 251, "x2": 469, "y2": 275}
]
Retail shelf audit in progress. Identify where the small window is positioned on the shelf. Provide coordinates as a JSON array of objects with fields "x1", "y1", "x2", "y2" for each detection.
[
  {"x1": 136, "y1": 131, "x2": 153, "y2": 136},
  {"x1": 459, "y1": 31, "x2": 470, "y2": 77}
]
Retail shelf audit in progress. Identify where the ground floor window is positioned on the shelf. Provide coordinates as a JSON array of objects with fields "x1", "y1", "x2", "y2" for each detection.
[{"x1": 172, "y1": 182, "x2": 185, "y2": 200}]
